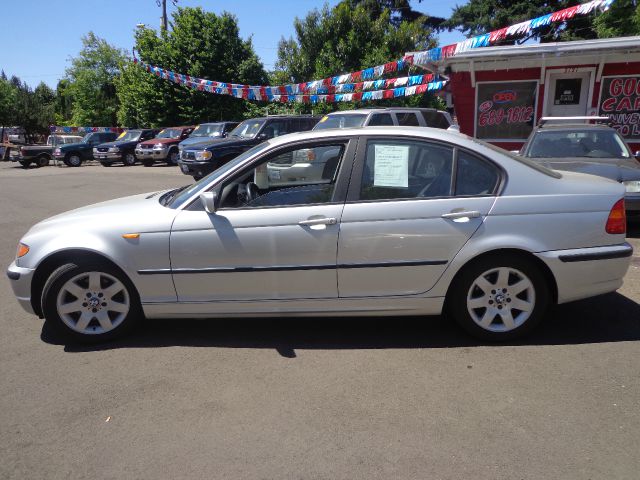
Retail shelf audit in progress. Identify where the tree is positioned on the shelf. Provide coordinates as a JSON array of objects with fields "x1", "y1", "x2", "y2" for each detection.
[
  {"x1": 445, "y1": 0, "x2": 639, "y2": 43},
  {"x1": 64, "y1": 32, "x2": 127, "y2": 126},
  {"x1": 116, "y1": 7, "x2": 267, "y2": 127},
  {"x1": 273, "y1": 0, "x2": 441, "y2": 113},
  {"x1": 0, "y1": 77, "x2": 18, "y2": 128}
]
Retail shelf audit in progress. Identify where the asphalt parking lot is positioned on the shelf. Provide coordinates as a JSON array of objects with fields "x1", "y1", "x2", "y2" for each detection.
[{"x1": 1, "y1": 159, "x2": 639, "y2": 479}]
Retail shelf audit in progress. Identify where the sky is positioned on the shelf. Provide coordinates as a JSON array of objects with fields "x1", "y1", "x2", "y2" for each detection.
[{"x1": 0, "y1": 0, "x2": 466, "y2": 89}]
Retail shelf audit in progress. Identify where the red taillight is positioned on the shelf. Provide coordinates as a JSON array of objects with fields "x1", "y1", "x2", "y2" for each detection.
[{"x1": 605, "y1": 199, "x2": 626, "y2": 234}]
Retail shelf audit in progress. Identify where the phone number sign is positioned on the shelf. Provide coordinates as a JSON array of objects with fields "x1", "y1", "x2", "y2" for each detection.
[{"x1": 476, "y1": 81, "x2": 538, "y2": 140}]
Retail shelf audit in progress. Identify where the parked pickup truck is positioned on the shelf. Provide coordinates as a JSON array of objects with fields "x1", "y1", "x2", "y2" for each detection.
[
  {"x1": 52, "y1": 132, "x2": 119, "y2": 167},
  {"x1": 14, "y1": 135, "x2": 83, "y2": 168},
  {"x1": 94, "y1": 129, "x2": 160, "y2": 166}
]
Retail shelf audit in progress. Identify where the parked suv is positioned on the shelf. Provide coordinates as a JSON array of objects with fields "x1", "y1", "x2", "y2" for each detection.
[
  {"x1": 53, "y1": 132, "x2": 119, "y2": 167},
  {"x1": 94, "y1": 129, "x2": 160, "y2": 167},
  {"x1": 313, "y1": 107, "x2": 457, "y2": 131},
  {"x1": 136, "y1": 126, "x2": 195, "y2": 166},
  {"x1": 179, "y1": 116, "x2": 319, "y2": 179},
  {"x1": 178, "y1": 122, "x2": 239, "y2": 152}
]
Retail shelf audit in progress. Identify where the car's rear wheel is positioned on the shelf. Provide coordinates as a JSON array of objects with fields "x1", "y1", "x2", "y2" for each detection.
[
  {"x1": 66, "y1": 154, "x2": 82, "y2": 167},
  {"x1": 448, "y1": 255, "x2": 549, "y2": 341},
  {"x1": 35, "y1": 155, "x2": 50, "y2": 167},
  {"x1": 123, "y1": 152, "x2": 136, "y2": 166},
  {"x1": 41, "y1": 263, "x2": 141, "y2": 343}
]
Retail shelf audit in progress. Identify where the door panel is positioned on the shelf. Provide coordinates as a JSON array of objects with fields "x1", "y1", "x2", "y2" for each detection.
[
  {"x1": 337, "y1": 197, "x2": 494, "y2": 297},
  {"x1": 171, "y1": 204, "x2": 343, "y2": 302},
  {"x1": 547, "y1": 72, "x2": 590, "y2": 117}
]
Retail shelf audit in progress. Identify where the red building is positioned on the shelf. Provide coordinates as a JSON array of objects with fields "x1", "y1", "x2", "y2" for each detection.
[{"x1": 417, "y1": 36, "x2": 640, "y2": 151}]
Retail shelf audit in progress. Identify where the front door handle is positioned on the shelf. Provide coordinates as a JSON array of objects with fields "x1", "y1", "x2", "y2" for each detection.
[
  {"x1": 441, "y1": 210, "x2": 481, "y2": 220},
  {"x1": 299, "y1": 217, "x2": 337, "y2": 226}
]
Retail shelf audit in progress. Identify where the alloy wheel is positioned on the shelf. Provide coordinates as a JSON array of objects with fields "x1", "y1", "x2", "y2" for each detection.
[
  {"x1": 466, "y1": 266, "x2": 535, "y2": 333},
  {"x1": 56, "y1": 271, "x2": 130, "y2": 335}
]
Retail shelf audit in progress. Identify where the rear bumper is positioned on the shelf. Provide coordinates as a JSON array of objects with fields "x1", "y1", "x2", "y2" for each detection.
[
  {"x1": 536, "y1": 243, "x2": 633, "y2": 303},
  {"x1": 6, "y1": 261, "x2": 35, "y2": 315}
]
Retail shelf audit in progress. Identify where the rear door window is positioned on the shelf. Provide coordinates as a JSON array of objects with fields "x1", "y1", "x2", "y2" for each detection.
[
  {"x1": 368, "y1": 113, "x2": 394, "y2": 126},
  {"x1": 395, "y1": 113, "x2": 421, "y2": 127},
  {"x1": 455, "y1": 151, "x2": 500, "y2": 196}
]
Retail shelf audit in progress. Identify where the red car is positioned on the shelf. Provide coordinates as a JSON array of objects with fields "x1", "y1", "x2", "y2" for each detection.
[{"x1": 135, "y1": 126, "x2": 194, "y2": 166}]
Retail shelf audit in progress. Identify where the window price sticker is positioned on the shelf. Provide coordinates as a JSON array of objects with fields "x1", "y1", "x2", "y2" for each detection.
[{"x1": 373, "y1": 144, "x2": 409, "y2": 188}]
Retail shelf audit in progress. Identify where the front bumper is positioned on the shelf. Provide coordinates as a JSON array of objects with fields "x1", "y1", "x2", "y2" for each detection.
[
  {"x1": 6, "y1": 261, "x2": 36, "y2": 315},
  {"x1": 94, "y1": 152, "x2": 123, "y2": 162},
  {"x1": 135, "y1": 148, "x2": 168, "y2": 160},
  {"x1": 178, "y1": 160, "x2": 216, "y2": 177},
  {"x1": 536, "y1": 242, "x2": 633, "y2": 304}
]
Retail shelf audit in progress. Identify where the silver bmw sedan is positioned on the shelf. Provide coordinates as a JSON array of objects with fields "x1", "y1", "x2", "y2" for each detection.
[{"x1": 6, "y1": 127, "x2": 633, "y2": 343}]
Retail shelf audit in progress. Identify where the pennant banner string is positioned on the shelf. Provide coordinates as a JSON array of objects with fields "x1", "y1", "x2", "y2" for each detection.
[{"x1": 133, "y1": 0, "x2": 613, "y2": 103}]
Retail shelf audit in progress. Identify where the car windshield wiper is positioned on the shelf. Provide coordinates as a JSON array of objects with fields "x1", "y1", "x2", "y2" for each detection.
[{"x1": 161, "y1": 185, "x2": 189, "y2": 206}]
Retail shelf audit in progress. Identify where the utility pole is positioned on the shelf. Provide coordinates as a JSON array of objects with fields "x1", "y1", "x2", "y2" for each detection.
[{"x1": 157, "y1": 0, "x2": 177, "y2": 31}]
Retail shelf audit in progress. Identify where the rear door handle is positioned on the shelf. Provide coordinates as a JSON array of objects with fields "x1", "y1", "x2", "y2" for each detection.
[
  {"x1": 299, "y1": 217, "x2": 337, "y2": 226},
  {"x1": 441, "y1": 210, "x2": 481, "y2": 220}
]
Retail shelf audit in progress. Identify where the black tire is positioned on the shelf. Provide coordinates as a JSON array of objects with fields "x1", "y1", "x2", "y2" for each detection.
[
  {"x1": 41, "y1": 262, "x2": 142, "y2": 344},
  {"x1": 19, "y1": 160, "x2": 31, "y2": 168},
  {"x1": 143, "y1": 160, "x2": 154, "y2": 167},
  {"x1": 35, "y1": 155, "x2": 50, "y2": 168},
  {"x1": 167, "y1": 148, "x2": 179, "y2": 165},
  {"x1": 66, "y1": 153, "x2": 82, "y2": 167},
  {"x1": 123, "y1": 151, "x2": 136, "y2": 166},
  {"x1": 447, "y1": 254, "x2": 549, "y2": 341},
  {"x1": 100, "y1": 162, "x2": 111, "y2": 167}
]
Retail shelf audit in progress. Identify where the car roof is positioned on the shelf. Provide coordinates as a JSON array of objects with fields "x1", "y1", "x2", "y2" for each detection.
[
  {"x1": 327, "y1": 107, "x2": 443, "y2": 115},
  {"x1": 536, "y1": 123, "x2": 615, "y2": 131}
]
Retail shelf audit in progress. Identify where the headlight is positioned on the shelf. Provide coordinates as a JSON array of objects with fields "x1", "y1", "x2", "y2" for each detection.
[
  {"x1": 16, "y1": 243, "x2": 29, "y2": 258},
  {"x1": 54, "y1": 148, "x2": 61, "y2": 155},
  {"x1": 109, "y1": 147, "x2": 120, "y2": 152},
  {"x1": 92, "y1": 147, "x2": 98, "y2": 153},
  {"x1": 624, "y1": 180, "x2": 640, "y2": 193},
  {"x1": 196, "y1": 150, "x2": 212, "y2": 161},
  {"x1": 153, "y1": 143, "x2": 166, "y2": 150}
]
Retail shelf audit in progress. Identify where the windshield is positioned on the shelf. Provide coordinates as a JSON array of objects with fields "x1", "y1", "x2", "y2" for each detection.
[
  {"x1": 116, "y1": 130, "x2": 142, "y2": 142},
  {"x1": 526, "y1": 130, "x2": 631, "y2": 159},
  {"x1": 230, "y1": 120, "x2": 265, "y2": 138},
  {"x1": 81, "y1": 133, "x2": 94, "y2": 143},
  {"x1": 313, "y1": 113, "x2": 367, "y2": 130},
  {"x1": 156, "y1": 128, "x2": 183, "y2": 139},
  {"x1": 165, "y1": 143, "x2": 271, "y2": 209},
  {"x1": 191, "y1": 124, "x2": 223, "y2": 137}
]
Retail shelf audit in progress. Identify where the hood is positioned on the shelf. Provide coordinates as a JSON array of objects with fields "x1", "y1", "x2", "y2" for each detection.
[
  {"x1": 58, "y1": 141, "x2": 87, "y2": 150},
  {"x1": 26, "y1": 190, "x2": 177, "y2": 238},
  {"x1": 532, "y1": 157, "x2": 640, "y2": 183},
  {"x1": 179, "y1": 134, "x2": 223, "y2": 148},
  {"x1": 97, "y1": 139, "x2": 140, "y2": 148},
  {"x1": 184, "y1": 136, "x2": 255, "y2": 152},
  {"x1": 138, "y1": 137, "x2": 180, "y2": 146}
]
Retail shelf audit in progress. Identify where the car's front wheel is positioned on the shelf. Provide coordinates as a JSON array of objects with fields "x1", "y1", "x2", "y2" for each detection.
[
  {"x1": 41, "y1": 263, "x2": 141, "y2": 343},
  {"x1": 448, "y1": 255, "x2": 549, "y2": 341},
  {"x1": 35, "y1": 155, "x2": 50, "y2": 167},
  {"x1": 167, "y1": 149, "x2": 179, "y2": 165},
  {"x1": 123, "y1": 152, "x2": 136, "y2": 166},
  {"x1": 66, "y1": 154, "x2": 82, "y2": 167}
]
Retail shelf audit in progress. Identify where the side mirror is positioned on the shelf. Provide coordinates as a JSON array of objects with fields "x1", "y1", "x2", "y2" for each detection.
[
  {"x1": 200, "y1": 191, "x2": 218, "y2": 214},
  {"x1": 257, "y1": 133, "x2": 268, "y2": 140}
]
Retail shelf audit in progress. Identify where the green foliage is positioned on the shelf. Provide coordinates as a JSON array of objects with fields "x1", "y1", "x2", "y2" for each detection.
[
  {"x1": 274, "y1": 0, "x2": 442, "y2": 112},
  {"x1": 445, "y1": 0, "x2": 639, "y2": 42},
  {"x1": 593, "y1": 0, "x2": 640, "y2": 38},
  {"x1": 64, "y1": 32, "x2": 127, "y2": 125},
  {"x1": 116, "y1": 7, "x2": 267, "y2": 127},
  {"x1": 0, "y1": 76, "x2": 56, "y2": 139}
]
